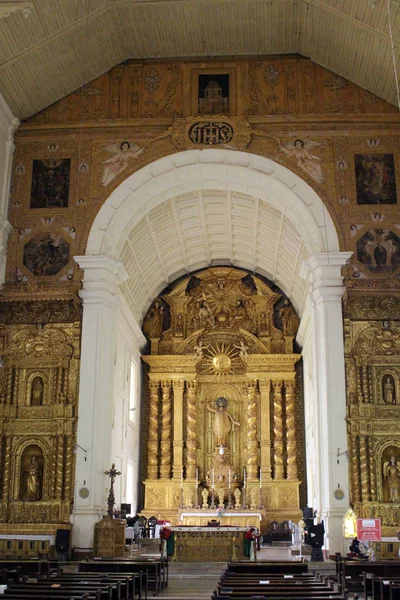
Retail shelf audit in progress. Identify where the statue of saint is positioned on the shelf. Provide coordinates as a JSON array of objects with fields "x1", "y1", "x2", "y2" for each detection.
[
  {"x1": 383, "y1": 455, "x2": 400, "y2": 502},
  {"x1": 31, "y1": 377, "x2": 43, "y2": 406},
  {"x1": 25, "y1": 455, "x2": 42, "y2": 501},
  {"x1": 207, "y1": 397, "x2": 240, "y2": 447},
  {"x1": 279, "y1": 300, "x2": 299, "y2": 336},
  {"x1": 383, "y1": 376, "x2": 396, "y2": 405},
  {"x1": 148, "y1": 301, "x2": 164, "y2": 338}
]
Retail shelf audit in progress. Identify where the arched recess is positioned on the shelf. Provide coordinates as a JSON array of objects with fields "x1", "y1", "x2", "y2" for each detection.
[
  {"x1": 86, "y1": 148, "x2": 339, "y2": 322},
  {"x1": 73, "y1": 149, "x2": 352, "y2": 553}
]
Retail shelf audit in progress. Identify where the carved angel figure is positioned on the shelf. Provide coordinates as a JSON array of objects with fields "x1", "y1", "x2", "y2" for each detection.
[
  {"x1": 234, "y1": 339, "x2": 248, "y2": 358},
  {"x1": 277, "y1": 138, "x2": 324, "y2": 184},
  {"x1": 383, "y1": 455, "x2": 400, "y2": 502},
  {"x1": 101, "y1": 141, "x2": 143, "y2": 186},
  {"x1": 194, "y1": 339, "x2": 204, "y2": 360}
]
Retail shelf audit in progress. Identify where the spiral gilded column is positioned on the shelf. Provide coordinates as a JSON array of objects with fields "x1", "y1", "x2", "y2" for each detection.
[
  {"x1": 285, "y1": 380, "x2": 297, "y2": 479},
  {"x1": 160, "y1": 381, "x2": 172, "y2": 479},
  {"x1": 247, "y1": 381, "x2": 258, "y2": 479},
  {"x1": 362, "y1": 366, "x2": 369, "y2": 403},
  {"x1": 147, "y1": 381, "x2": 160, "y2": 479},
  {"x1": 2, "y1": 437, "x2": 11, "y2": 500},
  {"x1": 55, "y1": 435, "x2": 64, "y2": 500},
  {"x1": 350, "y1": 435, "x2": 361, "y2": 503},
  {"x1": 186, "y1": 381, "x2": 197, "y2": 479},
  {"x1": 64, "y1": 435, "x2": 73, "y2": 501},
  {"x1": 360, "y1": 435, "x2": 369, "y2": 502},
  {"x1": 272, "y1": 380, "x2": 284, "y2": 479},
  {"x1": 368, "y1": 436, "x2": 376, "y2": 501}
]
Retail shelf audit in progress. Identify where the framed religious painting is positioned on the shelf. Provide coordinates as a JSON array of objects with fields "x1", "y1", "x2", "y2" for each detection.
[{"x1": 354, "y1": 154, "x2": 397, "y2": 205}]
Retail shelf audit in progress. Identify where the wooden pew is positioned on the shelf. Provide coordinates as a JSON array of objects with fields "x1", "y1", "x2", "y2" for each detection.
[
  {"x1": 3, "y1": 581, "x2": 113, "y2": 600},
  {"x1": 3, "y1": 590, "x2": 102, "y2": 600},
  {"x1": 47, "y1": 573, "x2": 132, "y2": 600},
  {"x1": 0, "y1": 560, "x2": 58, "y2": 580},
  {"x1": 227, "y1": 561, "x2": 309, "y2": 575},
  {"x1": 80, "y1": 559, "x2": 163, "y2": 596},
  {"x1": 342, "y1": 560, "x2": 400, "y2": 594}
]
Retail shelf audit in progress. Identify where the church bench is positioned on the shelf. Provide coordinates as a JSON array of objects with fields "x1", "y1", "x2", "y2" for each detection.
[
  {"x1": 341, "y1": 560, "x2": 400, "y2": 594},
  {"x1": 2, "y1": 582, "x2": 113, "y2": 600},
  {"x1": 18, "y1": 577, "x2": 121, "y2": 599},
  {"x1": 227, "y1": 562, "x2": 308, "y2": 575},
  {"x1": 80, "y1": 560, "x2": 156, "y2": 596},
  {"x1": 362, "y1": 573, "x2": 400, "y2": 599},
  {"x1": 2, "y1": 590, "x2": 103, "y2": 600},
  {"x1": 212, "y1": 592, "x2": 351, "y2": 600},
  {"x1": 0, "y1": 560, "x2": 58, "y2": 578},
  {"x1": 61, "y1": 570, "x2": 142, "y2": 599},
  {"x1": 47, "y1": 573, "x2": 132, "y2": 600}
]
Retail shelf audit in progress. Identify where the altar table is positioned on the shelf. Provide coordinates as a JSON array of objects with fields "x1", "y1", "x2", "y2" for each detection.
[{"x1": 170, "y1": 526, "x2": 251, "y2": 562}]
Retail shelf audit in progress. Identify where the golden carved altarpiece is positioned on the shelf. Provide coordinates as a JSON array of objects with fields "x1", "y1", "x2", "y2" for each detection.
[
  {"x1": 0, "y1": 286, "x2": 79, "y2": 544},
  {"x1": 141, "y1": 267, "x2": 303, "y2": 528},
  {"x1": 345, "y1": 292, "x2": 400, "y2": 553}
]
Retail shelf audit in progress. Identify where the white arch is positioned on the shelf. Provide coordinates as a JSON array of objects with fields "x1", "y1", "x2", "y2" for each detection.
[
  {"x1": 75, "y1": 149, "x2": 350, "y2": 554},
  {"x1": 86, "y1": 149, "x2": 339, "y2": 319}
]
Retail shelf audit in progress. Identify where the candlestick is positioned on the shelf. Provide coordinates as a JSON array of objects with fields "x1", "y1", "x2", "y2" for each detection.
[
  {"x1": 228, "y1": 467, "x2": 231, "y2": 490},
  {"x1": 243, "y1": 468, "x2": 246, "y2": 488},
  {"x1": 196, "y1": 467, "x2": 199, "y2": 488},
  {"x1": 259, "y1": 469, "x2": 262, "y2": 489},
  {"x1": 181, "y1": 467, "x2": 183, "y2": 490},
  {"x1": 212, "y1": 468, "x2": 214, "y2": 489}
]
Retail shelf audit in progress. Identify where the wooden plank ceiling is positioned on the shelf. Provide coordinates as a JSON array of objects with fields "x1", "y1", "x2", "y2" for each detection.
[{"x1": 0, "y1": 0, "x2": 399, "y2": 119}]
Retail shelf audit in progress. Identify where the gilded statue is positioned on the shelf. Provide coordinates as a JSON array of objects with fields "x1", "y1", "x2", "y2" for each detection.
[
  {"x1": 234, "y1": 339, "x2": 248, "y2": 358},
  {"x1": 148, "y1": 300, "x2": 164, "y2": 338},
  {"x1": 383, "y1": 455, "x2": 400, "y2": 502},
  {"x1": 383, "y1": 376, "x2": 396, "y2": 405},
  {"x1": 279, "y1": 299, "x2": 299, "y2": 336},
  {"x1": 31, "y1": 377, "x2": 43, "y2": 405},
  {"x1": 25, "y1": 455, "x2": 42, "y2": 501},
  {"x1": 207, "y1": 397, "x2": 240, "y2": 447},
  {"x1": 197, "y1": 300, "x2": 215, "y2": 328},
  {"x1": 194, "y1": 339, "x2": 204, "y2": 360}
]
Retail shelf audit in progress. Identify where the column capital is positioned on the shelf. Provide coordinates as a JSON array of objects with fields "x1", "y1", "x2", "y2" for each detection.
[
  {"x1": 74, "y1": 255, "x2": 128, "y2": 306},
  {"x1": 300, "y1": 252, "x2": 353, "y2": 287},
  {"x1": 300, "y1": 252, "x2": 353, "y2": 305}
]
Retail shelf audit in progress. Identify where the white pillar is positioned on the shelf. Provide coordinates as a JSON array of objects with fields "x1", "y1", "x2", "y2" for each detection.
[
  {"x1": 71, "y1": 255, "x2": 128, "y2": 549},
  {"x1": 0, "y1": 92, "x2": 19, "y2": 285},
  {"x1": 299, "y1": 251, "x2": 352, "y2": 553}
]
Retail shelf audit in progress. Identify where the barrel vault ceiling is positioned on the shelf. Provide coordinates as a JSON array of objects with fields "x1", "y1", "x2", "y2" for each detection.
[{"x1": 0, "y1": 0, "x2": 399, "y2": 120}]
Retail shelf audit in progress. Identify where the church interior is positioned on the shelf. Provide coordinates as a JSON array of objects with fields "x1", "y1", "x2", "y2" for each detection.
[{"x1": 1, "y1": 0, "x2": 400, "y2": 576}]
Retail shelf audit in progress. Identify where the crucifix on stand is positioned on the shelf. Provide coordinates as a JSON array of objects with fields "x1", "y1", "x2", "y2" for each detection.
[{"x1": 105, "y1": 463, "x2": 121, "y2": 518}]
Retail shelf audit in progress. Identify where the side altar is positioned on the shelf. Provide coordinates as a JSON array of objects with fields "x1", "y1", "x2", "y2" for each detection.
[
  {"x1": 170, "y1": 526, "x2": 251, "y2": 562},
  {"x1": 141, "y1": 267, "x2": 304, "y2": 530}
]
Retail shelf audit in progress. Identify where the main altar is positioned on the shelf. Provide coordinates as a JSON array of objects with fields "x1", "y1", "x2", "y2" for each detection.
[
  {"x1": 141, "y1": 267, "x2": 304, "y2": 531},
  {"x1": 170, "y1": 526, "x2": 251, "y2": 562}
]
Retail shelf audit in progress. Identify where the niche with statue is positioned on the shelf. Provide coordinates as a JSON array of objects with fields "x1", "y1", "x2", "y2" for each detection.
[
  {"x1": 382, "y1": 374, "x2": 397, "y2": 405},
  {"x1": 30, "y1": 376, "x2": 44, "y2": 406},
  {"x1": 19, "y1": 445, "x2": 43, "y2": 501},
  {"x1": 382, "y1": 447, "x2": 400, "y2": 503}
]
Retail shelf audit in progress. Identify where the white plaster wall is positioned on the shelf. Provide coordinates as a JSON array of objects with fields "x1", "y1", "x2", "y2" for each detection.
[
  {"x1": 0, "y1": 92, "x2": 18, "y2": 284},
  {"x1": 111, "y1": 294, "x2": 144, "y2": 514}
]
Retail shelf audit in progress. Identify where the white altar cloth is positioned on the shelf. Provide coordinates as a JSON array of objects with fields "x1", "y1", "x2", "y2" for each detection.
[{"x1": 180, "y1": 512, "x2": 262, "y2": 521}]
